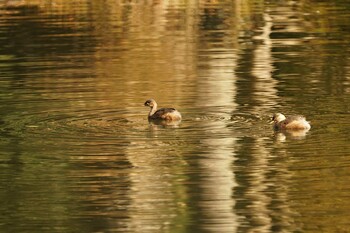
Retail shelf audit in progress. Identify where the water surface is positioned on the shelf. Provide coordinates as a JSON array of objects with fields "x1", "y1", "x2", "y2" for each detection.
[{"x1": 0, "y1": 1, "x2": 350, "y2": 232}]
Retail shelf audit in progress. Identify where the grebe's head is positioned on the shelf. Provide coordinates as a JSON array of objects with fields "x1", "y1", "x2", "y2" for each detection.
[
  {"x1": 144, "y1": 99, "x2": 156, "y2": 107},
  {"x1": 272, "y1": 113, "x2": 286, "y2": 123}
]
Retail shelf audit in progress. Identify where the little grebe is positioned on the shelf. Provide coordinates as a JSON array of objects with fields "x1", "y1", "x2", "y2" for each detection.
[
  {"x1": 144, "y1": 99, "x2": 182, "y2": 121},
  {"x1": 272, "y1": 113, "x2": 311, "y2": 130}
]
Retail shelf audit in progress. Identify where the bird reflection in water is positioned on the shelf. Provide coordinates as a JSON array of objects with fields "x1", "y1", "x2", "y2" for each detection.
[
  {"x1": 147, "y1": 118, "x2": 181, "y2": 128},
  {"x1": 274, "y1": 129, "x2": 310, "y2": 142}
]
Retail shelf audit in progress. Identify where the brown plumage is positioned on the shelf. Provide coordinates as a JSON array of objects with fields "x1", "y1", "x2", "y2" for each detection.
[
  {"x1": 144, "y1": 99, "x2": 182, "y2": 121},
  {"x1": 272, "y1": 113, "x2": 311, "y2": 130}
]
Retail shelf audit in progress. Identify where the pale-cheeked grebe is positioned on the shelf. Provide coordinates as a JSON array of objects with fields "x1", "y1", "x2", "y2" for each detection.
[
  {"x1": 272, "y1": 113, "x2": 311, "y2": 130},
  {"x1": 144, "y1": 99, "x2": 182, "y2": 121}
]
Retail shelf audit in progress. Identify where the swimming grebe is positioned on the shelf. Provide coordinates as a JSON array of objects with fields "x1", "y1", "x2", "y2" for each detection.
[
  {"x1": 272, "y1": 113, "x2": 311, "y2": 130},
  {"x1": 144, "y1": 99, "x2": 182, "y2": 121}
]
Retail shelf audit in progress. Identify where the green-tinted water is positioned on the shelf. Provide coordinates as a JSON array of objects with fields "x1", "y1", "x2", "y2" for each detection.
[{"x1": 0, "y1": 1, "x2": 350, "y2": 232}]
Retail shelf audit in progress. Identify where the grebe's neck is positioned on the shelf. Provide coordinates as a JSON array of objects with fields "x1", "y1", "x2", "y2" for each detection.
[{"x1": 149, "y1": 103, "x2": 157, "y2": 117}]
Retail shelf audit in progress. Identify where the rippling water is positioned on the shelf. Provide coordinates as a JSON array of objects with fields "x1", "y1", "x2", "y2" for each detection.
[{"x1": 1, "y1": 1, "x2": 350, "y2": 232}]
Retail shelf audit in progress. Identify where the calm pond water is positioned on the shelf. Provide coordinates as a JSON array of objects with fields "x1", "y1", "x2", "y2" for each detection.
[{"x1": 0, "y1": 1, "x2": 350, "y2": 232}]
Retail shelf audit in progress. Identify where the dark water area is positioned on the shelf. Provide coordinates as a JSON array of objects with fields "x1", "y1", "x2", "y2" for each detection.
[{"x1": 0, "y1": 1, "x2": 350, "y2": 232}]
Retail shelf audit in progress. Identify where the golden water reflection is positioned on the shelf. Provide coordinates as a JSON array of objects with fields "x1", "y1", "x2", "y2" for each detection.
[{"x1": 0, "y1": 0, "x2": 350, "y2": 233}]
